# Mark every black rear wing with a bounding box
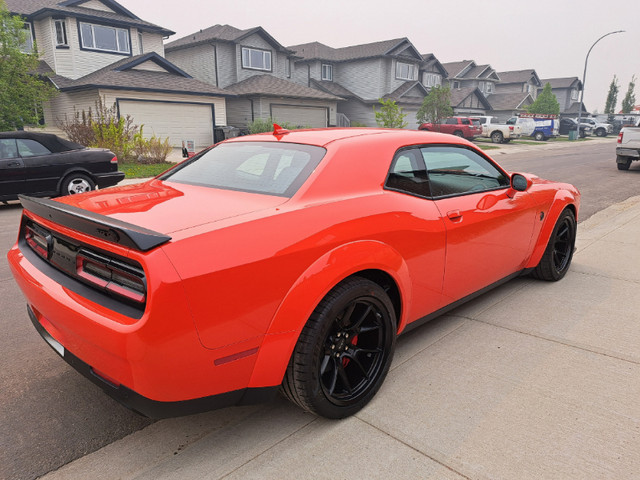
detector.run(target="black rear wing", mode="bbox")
[19,195,171,252]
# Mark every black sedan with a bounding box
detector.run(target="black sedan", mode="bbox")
[0,132,124,202]
[558,118,592,138]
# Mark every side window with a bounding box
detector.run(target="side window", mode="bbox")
[445,118,457,125]
[461,118,470,125]
[421,146,509,198]
[16,139,51,157]
[0,139,19,159]
[385,148,430,197]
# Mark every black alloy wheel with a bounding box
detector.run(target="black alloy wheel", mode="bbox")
[532,209,576,281]
[282,277,396,418]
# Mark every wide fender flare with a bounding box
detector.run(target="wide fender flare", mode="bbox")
[525,190,578,269]
[247,240,411,388]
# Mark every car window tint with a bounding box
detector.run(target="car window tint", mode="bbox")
[162,142,326,198]
[385,148,430,197]
[17,139,51,157]
[420,146,509,197]
[0,139,19,159]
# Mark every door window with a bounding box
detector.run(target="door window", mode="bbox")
[16,139,51,157]
[420,146,508,197]
[0,139,19,159]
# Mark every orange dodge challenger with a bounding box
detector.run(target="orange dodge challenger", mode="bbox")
[8,127,580,419]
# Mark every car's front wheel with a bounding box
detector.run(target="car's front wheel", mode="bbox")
[282,277,396,419]
[532,209,576,281]
[61,173,95,196]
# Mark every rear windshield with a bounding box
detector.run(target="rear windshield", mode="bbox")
[161,141,326,197]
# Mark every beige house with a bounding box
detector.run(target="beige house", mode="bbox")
[8,0,230,149]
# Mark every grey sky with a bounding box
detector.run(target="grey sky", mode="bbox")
[127,0,639,114]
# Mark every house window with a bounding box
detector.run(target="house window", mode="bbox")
[396,62,415,81]
[453,81,460,89]
[571,89,579,100]
[321,64,333,81]
[21,23,34,53]
[478,81,485,92]
[79,22,130,54]
[285,58,291,77]
[241,47,272,71]
[485,82,493,94]
[138,33,143,54]
[54,20,68,46]
[423,73,441,87]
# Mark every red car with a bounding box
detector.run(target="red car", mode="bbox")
[418,117,482,140]
[8,128,580,419]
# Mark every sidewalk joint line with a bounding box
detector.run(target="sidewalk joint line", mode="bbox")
[356,416,472,479]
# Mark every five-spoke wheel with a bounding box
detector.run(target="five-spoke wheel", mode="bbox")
[532,209,576,281]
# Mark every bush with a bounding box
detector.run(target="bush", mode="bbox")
[132,127,173,164]
[247,117,298,134]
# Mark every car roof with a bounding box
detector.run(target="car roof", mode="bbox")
[0,131,84,152]
[224,127,467,148]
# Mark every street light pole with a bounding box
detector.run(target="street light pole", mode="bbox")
[575,30,625,140]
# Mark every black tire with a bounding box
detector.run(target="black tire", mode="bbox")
[281,277,396,419]
[595,128,606,137]
[60,173,95,196]
[532,209,576,281]
[502,138,511,143]
[534,131,545,141]
[453,130,464,137]
[617,156,632,170]
[491,131,504,144]
[579,131,586,138]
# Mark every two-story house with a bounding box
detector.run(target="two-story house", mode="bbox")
[441,60,495,116]
[164,25,342,128]
[539,77,585,115]
[289,38,443,128]
[7,0,232,149]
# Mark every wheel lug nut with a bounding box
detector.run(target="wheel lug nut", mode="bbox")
[331,345,335,350]
[345,333,349,338]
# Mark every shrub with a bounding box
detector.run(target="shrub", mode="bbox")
[132,127,173,164]
[247,117,297,134]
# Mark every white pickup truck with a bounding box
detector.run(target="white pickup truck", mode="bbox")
[616,117,640,170]
[474,115,522,144]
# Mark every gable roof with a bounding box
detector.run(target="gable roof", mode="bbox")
[496,69,541,87]
[310,79,359,100]
[5,0,173,35]
[41,53,232,97]
[383,81,429,105]
[165,24,290,53]
[540,77,583,90]
[421,53,448,77]
[289,38,423,63]
[486,92,533,110]
[450,87,492,110]
[224,75,342,101]
[442,60,475,79]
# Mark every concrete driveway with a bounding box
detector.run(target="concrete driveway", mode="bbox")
[39,193,640,480]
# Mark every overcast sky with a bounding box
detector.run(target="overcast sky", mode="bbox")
[126,0,639,114]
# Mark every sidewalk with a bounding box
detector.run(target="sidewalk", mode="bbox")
[41,193,640,479]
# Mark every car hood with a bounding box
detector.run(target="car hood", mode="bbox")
[56,179,289,235]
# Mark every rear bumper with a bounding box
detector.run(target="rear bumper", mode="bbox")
[95,171,125,189]
[29,304,277,418]
[616,147,640,159]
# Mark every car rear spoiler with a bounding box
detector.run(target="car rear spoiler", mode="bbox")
[19,195,171,252]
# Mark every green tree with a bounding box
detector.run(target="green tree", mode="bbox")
[0,1,57,130]
[416,85,454,125]
[373,98,407,128]
[604,75,619,114]
[621,75,636,114]
[527,83,560,115]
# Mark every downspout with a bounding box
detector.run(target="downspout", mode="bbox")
[308,64,311,88]
[213,43,219,87]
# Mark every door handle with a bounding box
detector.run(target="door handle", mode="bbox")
[7,161,21,168]
[447,210,463,221]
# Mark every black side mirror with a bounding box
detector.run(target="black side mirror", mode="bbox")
[507,173,528,198]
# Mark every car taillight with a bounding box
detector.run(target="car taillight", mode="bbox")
[110,156,118,164]
[76,249,146,303]
[25,225,50,259]
[509,126,514,131]
[617,132,623,144]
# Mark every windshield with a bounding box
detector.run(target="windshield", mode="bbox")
[162,141,326,197]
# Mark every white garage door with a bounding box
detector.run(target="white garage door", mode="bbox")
[271,105,327,128]
[118,100,214,148]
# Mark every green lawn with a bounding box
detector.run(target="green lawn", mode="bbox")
[119,162,174,179]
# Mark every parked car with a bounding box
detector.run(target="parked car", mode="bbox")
[558,118,592,138]
[9,127,580,419]
[473,115,522,143]
[418,117,482,140]
[576,118,612,137]
[0,132,123,201]
[615,117,640,170]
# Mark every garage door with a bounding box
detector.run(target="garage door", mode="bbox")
[118,100,214,148]
[271,105,327,128]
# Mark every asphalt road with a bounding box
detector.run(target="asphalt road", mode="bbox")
[0,138,636,480]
